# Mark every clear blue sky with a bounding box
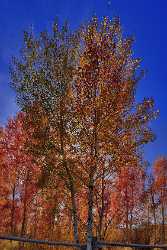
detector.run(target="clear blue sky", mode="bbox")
[0,0,166,165]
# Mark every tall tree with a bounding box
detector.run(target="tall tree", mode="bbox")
[10,20,81,243]
[0,113,41,236]
[72,16,157,248]
[111,166,145,242]
[10,16,157,248]
[153,157,167,243]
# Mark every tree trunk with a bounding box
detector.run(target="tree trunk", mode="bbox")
[10,184,16,249]
[20,173,29,237]
[161,203,165,243]
[145,204,150,243]
[98,170,105,240]
[70,183,79,243]
[87,177,94,250]
[151,193,157,243]
[18,171,29,250]
[125,187,129,242]
[59,110,79,243]
[87,96,98,250]
[11,184,16,235]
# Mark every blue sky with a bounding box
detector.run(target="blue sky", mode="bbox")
[0,0,166,165]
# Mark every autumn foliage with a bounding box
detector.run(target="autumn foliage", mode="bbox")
[0,16,166,249]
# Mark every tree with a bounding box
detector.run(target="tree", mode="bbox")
[10,16,157,248]
[72,16,157,248]
[10,20,81,243]
[0,113,41,237]
[111,166,145,242]
[153,156,167,243]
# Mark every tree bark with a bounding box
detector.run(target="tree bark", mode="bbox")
[161,203,165,243]
[70,183,79,243]
[87,177,94,250]
[20,173,29,237]
[10,184,16,235]
[98,170,105,240]
[59,109,79,243]
[19,171,29,250]
[87,99,98,250]
[150,192,157,243]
